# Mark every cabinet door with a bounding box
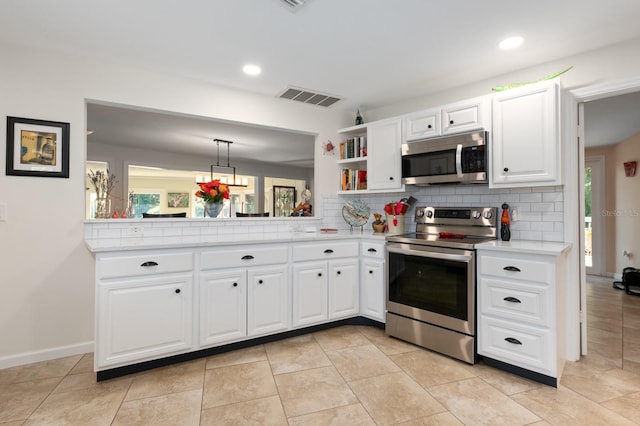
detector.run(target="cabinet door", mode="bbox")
[490,81,559,188]
[292,262,328,327]
[97,274,193,368]
[367,119,403,190]
[404,108,441,141]
[360,259,385,322]
[199,270,247,347]
[248,265,289,336]
[328,259,359,319]
[442,97,488,134]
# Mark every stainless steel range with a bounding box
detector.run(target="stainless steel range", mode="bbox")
[385,206,498,364]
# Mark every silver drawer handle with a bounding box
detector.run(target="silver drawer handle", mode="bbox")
[140,261,159,267]
[503,266,521,272]
[503,297,522,303]
[505,337,522,345]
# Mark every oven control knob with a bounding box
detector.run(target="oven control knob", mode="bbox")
[472,211,481,219]
[483,211,493,219]
[425,210,433,218]
[416,209,425,218]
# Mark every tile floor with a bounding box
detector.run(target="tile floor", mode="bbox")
[1,275,640,425]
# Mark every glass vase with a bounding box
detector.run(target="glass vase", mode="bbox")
[94,196,112,219]
[204,202,223,218]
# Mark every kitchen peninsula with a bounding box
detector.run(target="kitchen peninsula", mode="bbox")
[85,216,387,380]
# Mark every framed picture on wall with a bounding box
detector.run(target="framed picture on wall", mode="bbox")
[168,192,189,208]
[6,116,70,178]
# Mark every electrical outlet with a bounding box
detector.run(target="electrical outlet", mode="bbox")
[126,226,143,236]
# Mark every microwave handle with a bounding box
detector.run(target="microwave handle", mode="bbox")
[455,144,463,178]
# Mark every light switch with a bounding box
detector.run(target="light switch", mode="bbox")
[0,203,6,221]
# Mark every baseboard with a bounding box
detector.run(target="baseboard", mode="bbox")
[0,341,94,370]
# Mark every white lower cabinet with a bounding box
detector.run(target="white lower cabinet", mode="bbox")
[292,240,359,327]
[199,245,289,348]
[477,243,569,383]
[360,241,385,322]
[95,250,194,369]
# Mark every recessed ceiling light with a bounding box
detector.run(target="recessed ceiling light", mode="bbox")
[499,36,524,50]
[243,64,262,76]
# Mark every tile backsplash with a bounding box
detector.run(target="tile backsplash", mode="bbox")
[324,184,565,242]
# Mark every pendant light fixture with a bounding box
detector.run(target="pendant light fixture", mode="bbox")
[206,138,248,187]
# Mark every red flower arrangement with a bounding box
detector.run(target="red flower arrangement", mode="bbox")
[196,180,230,204]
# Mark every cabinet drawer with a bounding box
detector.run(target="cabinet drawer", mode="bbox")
[360,241,385,259]
[97,251,193,280]
[479,255,553,284]
[201,245,288,270]
[479,278,551,326]
[479,316,553,376]
[293,241,359,262]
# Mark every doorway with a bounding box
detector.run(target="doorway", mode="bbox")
[584,156,605,276]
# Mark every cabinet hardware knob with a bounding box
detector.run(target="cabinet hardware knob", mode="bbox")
[140,261,159,267]
[449,120,454,125]
[175,289,181,294]
[324,249,334,254]
[258,280,264,284]
[503,266,521,272]
[241,255,254,260]
[368,248,377,253]
[389,176,394,180]
[503,296,521,303]
[317,272,322,277]
[233,282,238,287]
[369,270,373,274]
[504,167,509,172]
[337,270,341,275]
[505,337,522,345]
[427,124,432,129]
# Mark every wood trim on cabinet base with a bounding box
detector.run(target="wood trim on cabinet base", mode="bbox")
[96,316,384,382]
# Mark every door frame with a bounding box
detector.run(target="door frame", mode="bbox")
[585,155,606,276]
[566,77,640,357]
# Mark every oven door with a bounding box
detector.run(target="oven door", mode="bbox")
[386,242,475,335]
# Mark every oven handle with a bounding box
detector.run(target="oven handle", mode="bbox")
[387,246,473,263]
[455,143,463,178]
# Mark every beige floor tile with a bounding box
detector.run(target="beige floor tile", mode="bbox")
[0,378,60,423]
[53,371,132,395]
[312,326,372,351]
[0,355,82,385]
[601,391,640,424]
[265,334,332,375]
[511,384,636,425]
[326,344,400,382]
[397,411,465,425]
[429,377,540,426]
[390,349,476,388]
[202,360,277,409]
[274,365,357,417]
[587,325,624,346]
[200,395,287,426]
[356,326,422,355]
[125,358,205,401]
[23,378,129,426]
[623,326,640,344]
[349,371,446,425]
[112,388,201,426]
[205,344,267,369]
[623,340,640,363]
[465,361,542,395]
[68,353,94,374]
[287,402,375,425]
[560,363,640,402]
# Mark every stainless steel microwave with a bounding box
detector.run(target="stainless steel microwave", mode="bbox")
[401,130,488,185]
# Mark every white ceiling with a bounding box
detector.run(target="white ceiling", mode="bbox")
[2,0,640,157]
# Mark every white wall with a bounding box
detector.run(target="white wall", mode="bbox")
[0,41,349,366]
[2,36,640,367]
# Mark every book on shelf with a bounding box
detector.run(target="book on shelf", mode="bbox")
[340,136,367,160]
[341,168,367,191]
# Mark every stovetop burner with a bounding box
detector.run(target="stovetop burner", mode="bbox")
[386,206,498,249]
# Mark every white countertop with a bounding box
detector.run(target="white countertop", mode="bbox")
[85,230,387,253]
[476,239,572,256]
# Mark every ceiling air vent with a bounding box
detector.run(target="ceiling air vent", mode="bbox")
[279,86,341,108]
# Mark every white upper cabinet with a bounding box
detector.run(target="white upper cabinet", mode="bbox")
[442,96,490,135]
[404,108,441,141]
[490,81,560,188]
[366,118,403,190]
